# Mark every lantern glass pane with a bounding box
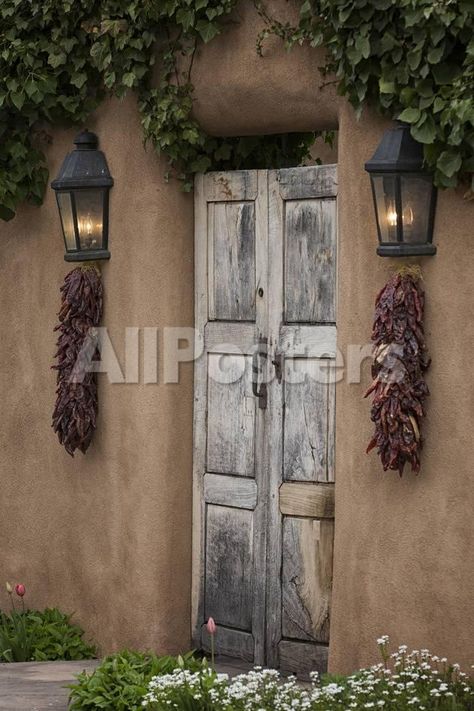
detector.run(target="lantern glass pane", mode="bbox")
[56,192,76,251]
[371,175,398,243]
[73,189,104,251]
[400,174,432,243]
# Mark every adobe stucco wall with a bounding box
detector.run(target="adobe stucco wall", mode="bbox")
[0,0,472,673]
[0,95,195,654]
[331,104,474,673]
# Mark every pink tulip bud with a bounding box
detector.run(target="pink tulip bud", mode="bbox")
[5,582,12,594]
[206,617,216,635]
[15,584,25,598]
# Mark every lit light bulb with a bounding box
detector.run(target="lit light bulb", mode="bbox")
[387,201,398,227]
[402,205,414,226]
[85,213,93,235]
[80,212,97,248]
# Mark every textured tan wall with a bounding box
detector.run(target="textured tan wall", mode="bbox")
[330,103,474,673]
[0,95,194,654]
[190,0,340,135]
[0,0,472,673]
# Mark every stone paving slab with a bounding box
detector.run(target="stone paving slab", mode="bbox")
[0,660,99,711]
[0,656,257,710]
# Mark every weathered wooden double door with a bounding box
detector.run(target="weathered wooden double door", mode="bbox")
[192,165,337,674]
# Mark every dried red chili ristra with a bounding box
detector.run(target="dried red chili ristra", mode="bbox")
[52,266,103,456]
[364,267,430,475]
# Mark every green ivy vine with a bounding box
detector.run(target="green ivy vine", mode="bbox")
[1,0,472,222]
[256,0,474,193]
[0,0,315,220]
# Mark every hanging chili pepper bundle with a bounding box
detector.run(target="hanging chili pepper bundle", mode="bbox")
[365,266,430,475]
[52,266,103,456]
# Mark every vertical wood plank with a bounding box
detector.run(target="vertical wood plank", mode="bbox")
[251,170,270,665]
[192,174,209,646]
[211,202,256,321]
[283,359,331,482]
[284,199,337,324]
[205,505,254,630]
[207,353,255,476]
[282,518,334,643]
[265,170,285,667]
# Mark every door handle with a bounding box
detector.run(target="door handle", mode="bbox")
[272,352,283,384]
[252,336,267,409]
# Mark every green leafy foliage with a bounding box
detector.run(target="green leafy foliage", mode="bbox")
[68,649,206,711]
[0,0,314,220]
[256,0,474,191]
[0,607,96,662]
[141,643,473,711]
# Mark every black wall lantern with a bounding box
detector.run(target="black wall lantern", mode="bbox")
[52,130,113,261]
[365,123,437,257]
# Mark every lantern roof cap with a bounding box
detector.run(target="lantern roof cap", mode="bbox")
[51,131,113,190]
[73,129,99,150]
[365,122,427,173]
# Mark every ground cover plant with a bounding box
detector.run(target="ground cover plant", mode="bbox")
[68,649,206,711]
[141,639,474,711]
[0,583,96,662]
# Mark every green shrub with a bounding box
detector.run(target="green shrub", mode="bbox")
[68,649,205,711]
[0,607,97,662]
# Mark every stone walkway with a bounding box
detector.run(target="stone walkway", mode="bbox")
[0,657,253,710]
[0,660,99,711]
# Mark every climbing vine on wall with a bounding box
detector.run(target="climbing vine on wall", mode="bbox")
[1,0,473,221]
[255,0,474,193]
[0,0,316,220]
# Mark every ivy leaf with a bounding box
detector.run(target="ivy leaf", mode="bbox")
[379,78,395,94]
[411,115,436,144]
[398,108,421,124]
[104,72,116,89]
[437,150,462,178]
[48,52,67,68]
[122,72,136,88]
[427,46,444,64]
[355,35,370,59]
[196,20,219,43]
[70,73,87,89]
[10,91,24,110]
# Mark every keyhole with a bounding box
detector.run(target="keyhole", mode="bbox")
[258,287,264,298]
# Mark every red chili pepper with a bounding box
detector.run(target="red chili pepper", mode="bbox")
[52,266,103,457]
[364,270,430,476]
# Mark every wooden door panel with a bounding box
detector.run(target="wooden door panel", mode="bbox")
[284,199,337,324]
[283,358,334,482]
[205,504,254,630]
[201,625,254,662]
[207,353,255,476]
[209,201,256,321]
[279,482,334,518]
[279,640,328,677]
[193,170,268,665]
[204,473,257,509]
[266,166,337,673]
[282,517,334,643]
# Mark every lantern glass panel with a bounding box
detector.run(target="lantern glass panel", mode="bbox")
[73,189,104,251]
[400,174,432,244]
[56,192,77,251]
[371,174,398,243]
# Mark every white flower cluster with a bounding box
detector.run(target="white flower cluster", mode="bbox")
[142,640,473,711]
